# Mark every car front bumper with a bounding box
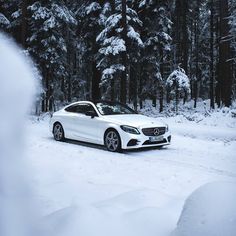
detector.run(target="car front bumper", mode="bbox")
[120,130,171,150]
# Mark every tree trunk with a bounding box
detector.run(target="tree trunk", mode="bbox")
[21,0,27,47]
[210,0,215,109]
[218,0,232,107]
[152,96,157,107]
[110,0,116,102]
[174,0,189,73]
[41,94,45,113]
[215,9,221,107]
[139,72,143,109]
[130,65,138,110]
[66,28,72,102]
[183,91,187,104]
[91,61,101,101]
[166,88,170,104]
[120,0,127,103]
[159,47,164,112]
[110,79,115,101]
[45,69,49,112]
[182,0,189,74]
[175,87,179,114]
[194,3,199,109]
[189,18,194,100]
[193,80,198,108]
[159,87,164,112]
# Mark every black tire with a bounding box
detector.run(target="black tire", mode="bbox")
[104,129,122,152]
[53,123,65,141]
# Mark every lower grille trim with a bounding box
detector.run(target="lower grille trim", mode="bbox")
[142,139,167,146]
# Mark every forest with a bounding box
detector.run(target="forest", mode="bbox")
[0,0,235,113]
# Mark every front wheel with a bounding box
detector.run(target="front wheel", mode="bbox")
[53,123,65,141]
[104,129,122,152]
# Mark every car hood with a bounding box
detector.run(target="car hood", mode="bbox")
[102,114,166,128]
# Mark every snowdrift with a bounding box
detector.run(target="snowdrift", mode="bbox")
[173,182,236,236]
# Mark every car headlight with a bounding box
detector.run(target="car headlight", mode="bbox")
[166,124,169,132]
[120,125,140,135]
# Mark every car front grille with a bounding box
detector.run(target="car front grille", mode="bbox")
[142,127,166,136]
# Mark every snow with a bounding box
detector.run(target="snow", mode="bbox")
[29,2,76,25]
[139,0,147,8]
[30,5,50,20]
[0,33,36,236]
[139,100,236,129]
[99,2,111,25]
[173,182,236,236]
[127,25,143,46]
[101,64,125,81]
[166,67,190,92]
[52,4,77,24]
[11,10,21,19]
[99,37,126,56]
[85,2,101,15]
[0,13,10,26]
[44,16,57,30]
[96,14,122,43]
[1,33,234,234]
[26,106,236,235]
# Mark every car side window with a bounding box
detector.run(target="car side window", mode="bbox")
[65,104,97,115]
[81,104,97,115]
[65,105,77,113]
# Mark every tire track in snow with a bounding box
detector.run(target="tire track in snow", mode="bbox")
[130,153,236,179]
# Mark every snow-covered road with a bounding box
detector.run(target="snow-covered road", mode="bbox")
[26,118,236,236]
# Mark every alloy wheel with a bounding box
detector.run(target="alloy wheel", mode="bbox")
[53,123,64,141]
[105,130,121,152]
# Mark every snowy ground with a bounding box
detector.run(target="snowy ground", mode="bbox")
[26,110,236,236]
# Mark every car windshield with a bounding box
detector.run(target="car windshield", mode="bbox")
[95,101,137,115]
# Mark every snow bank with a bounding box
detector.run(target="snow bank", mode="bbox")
[138,100,236,141]
[38,189,181,236]
[0,33,36,236]
[173,182,236,236]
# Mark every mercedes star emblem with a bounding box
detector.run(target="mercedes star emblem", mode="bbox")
[153,128,159,136]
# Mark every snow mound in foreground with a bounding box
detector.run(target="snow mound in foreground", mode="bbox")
[39,188,181,236]
[0,33,36,236]
[173,182,236,236]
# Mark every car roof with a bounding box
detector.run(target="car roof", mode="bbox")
[63,100,128,112]
[64,101,94,108]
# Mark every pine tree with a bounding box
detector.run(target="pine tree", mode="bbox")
[77,1,104,101]
[138,0,172,110]
[97,0,143,103]
[166,67,190,113]
[0,13,9,29]
[173,0,189,73]
[0,0,235,112]
[27,0,77,111]
[0,0,13,31]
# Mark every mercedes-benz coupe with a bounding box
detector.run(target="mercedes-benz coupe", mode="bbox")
[50,101,171,152]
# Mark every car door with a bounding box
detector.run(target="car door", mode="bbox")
[62,104,82,139]
[72,103,104,144]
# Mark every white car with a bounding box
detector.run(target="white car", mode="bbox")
[50,101,171,152]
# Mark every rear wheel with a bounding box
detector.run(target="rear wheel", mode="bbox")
[53,123,64,141]
[104,129,122,152]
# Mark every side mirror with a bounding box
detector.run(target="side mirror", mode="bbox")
[85,111,97,118]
